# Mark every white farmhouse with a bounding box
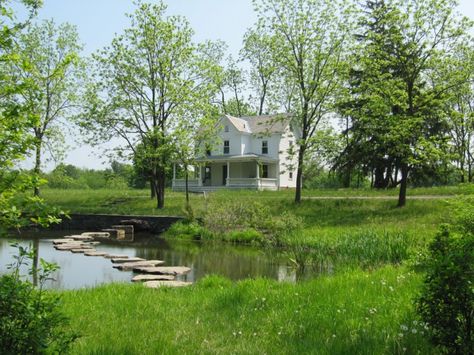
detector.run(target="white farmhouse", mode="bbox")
[172,114,299,191]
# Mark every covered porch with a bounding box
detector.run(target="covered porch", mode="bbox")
[172,154,279,191]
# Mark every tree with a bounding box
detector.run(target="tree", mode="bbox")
[10,19,84,196]
[337,0,472,207]
[80,1,220,208]
[0,0,63,232]
[241,28,278,115]
[254,0,352,203]
[445,45,474,183]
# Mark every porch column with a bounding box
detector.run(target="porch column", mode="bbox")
[256,161,260,189]
[172,163,176,190]
[226,161,230,186]
[276,161,280,190]
[198,165,202,186]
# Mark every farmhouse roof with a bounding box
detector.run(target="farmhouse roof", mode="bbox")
[224,113,291,135]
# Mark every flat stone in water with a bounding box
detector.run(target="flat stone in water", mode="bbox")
[55,244,94,251]
[143,280,192,288]
[110,257,144,264]
[52,238,75,244]
[84,251,109,257]
[131,274,175,282]
[113,260,165,271]
[70,248,95,253]
[133,266,191,275]
[70,235,94,241]
[103,254,129,259]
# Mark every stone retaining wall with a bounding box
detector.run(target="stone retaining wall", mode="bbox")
[50,214,182,234]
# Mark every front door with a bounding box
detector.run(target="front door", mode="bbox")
[222,165,227,186]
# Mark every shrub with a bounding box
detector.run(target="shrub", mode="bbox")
[0,244,78,354]
[417,224,474,354]
[165,221,205,240]
[225,228,264,244]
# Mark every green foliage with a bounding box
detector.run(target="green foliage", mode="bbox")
[417,201,474,354]
[164,221,205,241]
[225,228,264,244]
[60,266,434,354]
[0,244,78,354]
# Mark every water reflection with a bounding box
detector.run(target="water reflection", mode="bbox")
[0,231,300,290]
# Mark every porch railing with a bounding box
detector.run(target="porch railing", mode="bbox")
[172,179,200,189]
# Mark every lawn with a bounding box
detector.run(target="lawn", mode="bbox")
[39,186,471,353]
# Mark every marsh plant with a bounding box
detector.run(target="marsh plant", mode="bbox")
[0,243,78,354]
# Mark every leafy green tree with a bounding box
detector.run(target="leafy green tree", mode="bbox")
[9,20,85,196]
[1,0,63,232]
[254,0,353,203]
[241,28,277,115]
[81,1,220,208]
[338,0,472,206]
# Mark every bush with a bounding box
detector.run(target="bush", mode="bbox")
[417,224,474,355]
[165,221,205,240]
[225,228,264,244]
[0,244,78,354]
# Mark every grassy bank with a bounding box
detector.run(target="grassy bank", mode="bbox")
[61,266,434,354]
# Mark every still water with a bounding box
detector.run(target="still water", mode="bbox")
[0,231,299,289]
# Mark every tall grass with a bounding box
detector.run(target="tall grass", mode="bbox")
[60,266,434,354]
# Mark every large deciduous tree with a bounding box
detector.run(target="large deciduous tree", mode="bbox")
[10,19,84,196]
[81,1,220,209]
[1,0,63,233]
[254,0,352,203]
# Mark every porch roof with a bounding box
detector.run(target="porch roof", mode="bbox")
[195,154,278,163]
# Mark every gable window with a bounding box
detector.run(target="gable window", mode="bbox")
[289,171,293,180]
[224,125,229,132]
[262,140,268,154]
[262,164,268,178]
[223,140,230,154]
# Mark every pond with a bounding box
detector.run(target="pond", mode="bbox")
[0,230,304,289]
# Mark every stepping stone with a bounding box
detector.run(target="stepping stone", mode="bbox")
[104,254,129,259]
[84,251,109,257]
[70,235,94,241]
[87,241,101,246]
[143,281,192,288]
[55,244,94,251]
[52,238,75,244]
[113,260,165,271]
[81,232,110,239]
[110,257,144,264]
[133,266,191,276]
[132,274,176,282]
[71,248,95,253]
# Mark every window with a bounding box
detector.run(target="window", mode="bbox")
[223,140,230,154]
[262,164,268,178]
[289,140,293,148]
[206,147,211,156]
[204,167,211,180]
[224,125,229,132]
[289,171,293,180]
[262,140,268,154]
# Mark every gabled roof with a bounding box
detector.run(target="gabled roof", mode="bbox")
[223,114,291,135]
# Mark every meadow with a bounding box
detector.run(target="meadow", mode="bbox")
[38,186,472,353]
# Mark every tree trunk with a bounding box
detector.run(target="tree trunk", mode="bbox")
[397,164,409,208]
[156,168,165,209]
[32,238,39,287]
[150,178,155,199]
[33,138,42,197]
[185,167,189,208]
[295,145,306,204]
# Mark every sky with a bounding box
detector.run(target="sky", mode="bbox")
[17,0,474,171]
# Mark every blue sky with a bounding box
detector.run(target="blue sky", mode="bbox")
[18,0,474,170]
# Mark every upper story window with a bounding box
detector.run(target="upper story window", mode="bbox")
[289,140,293,148]
[223,140,230,154]
[224,125,229,132]
[262,140,268,154]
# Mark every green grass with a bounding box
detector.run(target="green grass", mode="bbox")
[60,266,435,354]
